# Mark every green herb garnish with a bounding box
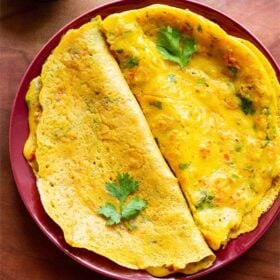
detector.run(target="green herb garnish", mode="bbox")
[231,174,240,179]
[237,94,255,115]
[228,66,238,76]
[249,183,256,192]
[149,101,162,109]
[195,190,215,210]
[179,162,191,170]
[234,145,242,152]
[98,173,147,226]
[98,203,121,225]
[123,57,139,69]
[156,26,197,68]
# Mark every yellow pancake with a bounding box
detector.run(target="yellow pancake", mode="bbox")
[102,4,280,250]
[24,17,215,276]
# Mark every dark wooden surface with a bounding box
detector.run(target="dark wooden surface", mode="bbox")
[1,0,279,279]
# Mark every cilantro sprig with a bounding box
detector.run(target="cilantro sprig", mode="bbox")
[195,190,215,210]
[98,173,147,227]
[156,26,197,68]
[122,57,139,69]
[237,94,255,115]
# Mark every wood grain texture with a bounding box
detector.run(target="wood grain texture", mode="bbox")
[0,0,279,279]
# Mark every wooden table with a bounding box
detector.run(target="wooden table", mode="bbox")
[1,0,279,279]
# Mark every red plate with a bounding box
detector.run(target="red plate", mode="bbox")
[9,0,280,279]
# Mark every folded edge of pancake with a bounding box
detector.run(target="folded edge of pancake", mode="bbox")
[228,37,280,238]
[24,17,215,276]
[236,38,280,127]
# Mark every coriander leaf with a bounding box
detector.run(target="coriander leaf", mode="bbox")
[157,26,181,56]
[231,174,239,179]
[195,190,215,210]
[179,162,191,170]
[236,94,255,115]
[181,37,197,66]
[105,173,139,203]
[98,203,121,225]
[105,181,123,201]
[234,145,242,152]
[228,66,238,75]
[117,173,139,202]
[98,173,146,228]
[121,197,147,220]
[156,26,197,68]
[123,57,139,68]
[149,101,162,109]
